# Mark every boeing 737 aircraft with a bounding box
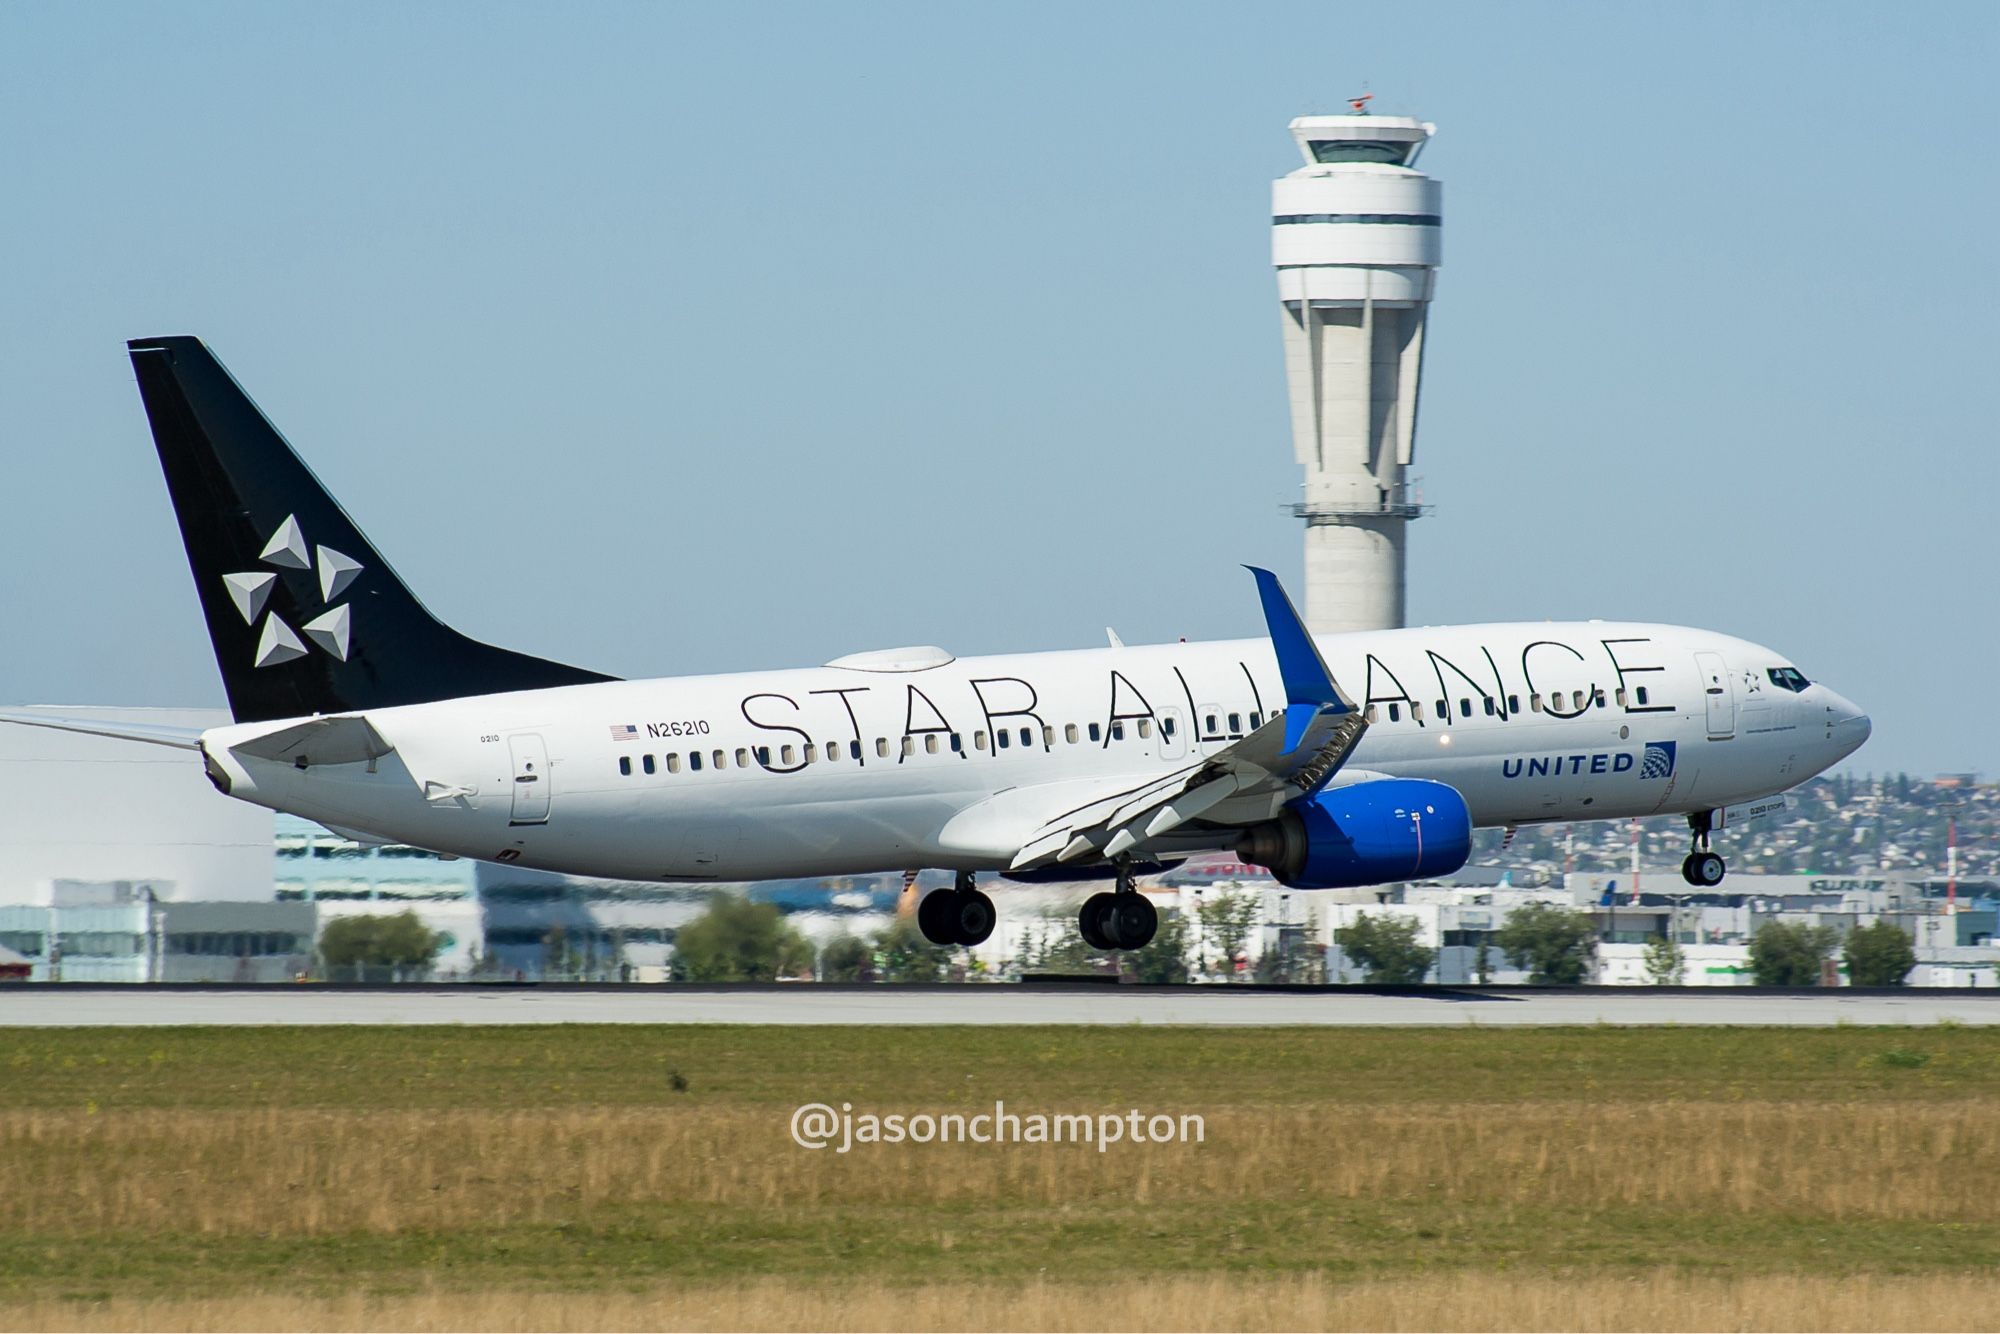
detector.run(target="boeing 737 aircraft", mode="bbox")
[0,338,1872,951]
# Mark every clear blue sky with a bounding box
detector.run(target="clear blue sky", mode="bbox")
[1,1,1993,776]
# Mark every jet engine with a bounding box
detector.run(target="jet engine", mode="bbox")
[1236,779,1472,889]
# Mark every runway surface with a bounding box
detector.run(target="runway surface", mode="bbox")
[6,986,2000,1026]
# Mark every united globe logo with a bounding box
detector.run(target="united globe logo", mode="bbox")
[1640,741,1677,780]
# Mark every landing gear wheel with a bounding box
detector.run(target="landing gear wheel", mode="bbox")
[917,888,959,945]
[952,888,996,947]
[1079,892,1116,950]
[1682,851,1726,888]
[1105,893,1158,951]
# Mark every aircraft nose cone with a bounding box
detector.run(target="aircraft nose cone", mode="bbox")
[1820,689,1871,759]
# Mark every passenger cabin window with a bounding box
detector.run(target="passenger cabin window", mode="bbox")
[850,740,862,760]
[1019,727,1033,747]
[1089,723,1102,742]
[1137,719,1153,739]
[737,748,750,768]
[1387,703,1400,722]
[1111,721,1125,741]
[876,739,890,758]
[902,737,915,757]
[950,733,963,752]
[1435,699,1448,718]
[1205,714,1218,733]
[1064,724,1079,744]
[690,751,704,771]
[825,742,839,761]
[1483,697,1496,717]
[1635,687,1650,706]
[778,746,793,766]
[714,749,727,769]
[1572,690,1585,711]
[1507,694,1520,713]
[1366,705,1380,723]
[1412,702,1426,722]
[1459,698,1472,718]
[1767,667,1810,693]
[925,735,939,754]
[997,729,1011,749]
[1529,694,1543,713]
[755,746,770,767]
[1249,712,1262,729]
[618,756,632,777]
[975,731,988,751]
[1162,717,1176,737]
[1227,713,1241,733]
[642,754,656,775]
[1614,688,1627,707]
[1592,689,1606,708]
[1042,725,1055,747]
[668,754,683,773]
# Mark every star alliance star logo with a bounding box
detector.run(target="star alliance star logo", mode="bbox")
[221,514,361,668]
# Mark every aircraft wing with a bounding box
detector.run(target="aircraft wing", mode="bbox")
[0,709,203,751]
[1007,568,1368,872]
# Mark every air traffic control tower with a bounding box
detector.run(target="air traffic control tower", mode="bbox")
[1274,111,1440,633]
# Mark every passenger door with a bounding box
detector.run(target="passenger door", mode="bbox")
[508,733,552,825]
[1694,652,1735,740]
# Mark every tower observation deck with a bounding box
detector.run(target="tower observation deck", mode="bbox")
[1274,112,1440,633]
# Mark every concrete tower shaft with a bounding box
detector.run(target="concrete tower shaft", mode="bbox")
[1274,114,1440,634]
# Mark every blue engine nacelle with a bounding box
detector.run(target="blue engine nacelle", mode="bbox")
[1236,779,1472,889]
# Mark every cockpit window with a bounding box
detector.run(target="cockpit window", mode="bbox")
[1767,666,1810,693]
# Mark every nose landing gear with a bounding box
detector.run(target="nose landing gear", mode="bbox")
[1078,860,1159,951]
[916,872,997,947]
[1681,810,1727,887]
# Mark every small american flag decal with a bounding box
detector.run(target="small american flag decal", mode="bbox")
[609,724,639,742]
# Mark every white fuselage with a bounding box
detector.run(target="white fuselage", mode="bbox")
[201,621,1870,883]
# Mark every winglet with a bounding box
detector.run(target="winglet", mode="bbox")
[1246,567,1348,754]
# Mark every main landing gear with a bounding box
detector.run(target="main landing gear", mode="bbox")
[1681,809,1727,887]
[1078,861,1159,952]
[917,872,997,947]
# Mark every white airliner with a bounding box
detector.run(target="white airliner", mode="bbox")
[0,338,1871,951]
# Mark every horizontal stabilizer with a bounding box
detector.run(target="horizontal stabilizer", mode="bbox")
[228,715,393,767]
[0,710,202,751]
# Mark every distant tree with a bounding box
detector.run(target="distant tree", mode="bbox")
[1843,921,1917,988]
[670,894,812,982]
[1021,913,1100,975]
[1641,934,1686,986]
[1495,902,1598,985]
[1196,889,1261,980]
[1130,905,1193,984]
[819,933,872,983]
[318,911,443,979]
[1747,921,1840,986]
[873,918,954,983]
[1336,913,1435,985]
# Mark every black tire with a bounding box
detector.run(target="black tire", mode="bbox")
[1079,892,1116,950]
[954,888,997,946]
[917,888,960,945]
[1106,893,1158,950]
[1693,851,1726,887]
[1681,854,1704,887]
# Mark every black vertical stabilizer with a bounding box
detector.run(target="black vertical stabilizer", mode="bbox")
[128,336,616,723]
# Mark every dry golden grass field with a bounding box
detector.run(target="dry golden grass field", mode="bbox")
[3,1024,1998,1331]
